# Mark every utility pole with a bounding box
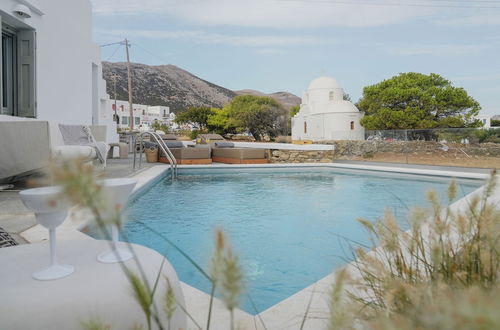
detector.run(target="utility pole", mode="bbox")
[124,39,134,130]
[112,75,118,124]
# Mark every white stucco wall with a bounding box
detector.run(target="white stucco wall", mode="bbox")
[110,100,173,130]
[0,0,118,145]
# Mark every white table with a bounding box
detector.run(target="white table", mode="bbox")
[0,240,186,330]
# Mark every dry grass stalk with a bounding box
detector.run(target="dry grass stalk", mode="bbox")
[209,228,243,330]
[330,173,500,329]
[52,159,181,330]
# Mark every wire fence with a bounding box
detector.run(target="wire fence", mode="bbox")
[365,127,500,144]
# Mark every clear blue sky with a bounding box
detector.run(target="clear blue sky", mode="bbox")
[92,0,500,116]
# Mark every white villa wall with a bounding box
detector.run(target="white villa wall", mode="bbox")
[0,0,118,145]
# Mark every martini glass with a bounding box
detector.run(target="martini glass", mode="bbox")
[19,186,74,280]
[96,178,137,263]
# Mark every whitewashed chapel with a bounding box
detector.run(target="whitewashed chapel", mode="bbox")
[292,76,364,141]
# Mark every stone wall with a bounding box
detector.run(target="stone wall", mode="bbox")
[268,150,334,163]
[322,140,500,158]
[265,141,500,164]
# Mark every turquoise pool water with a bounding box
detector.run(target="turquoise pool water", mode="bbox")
[116,168,481,314]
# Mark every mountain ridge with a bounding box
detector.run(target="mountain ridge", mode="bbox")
[235,90,302,110]
[102,62,301,112]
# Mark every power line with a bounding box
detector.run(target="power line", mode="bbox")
[132,42,171,65]
[100,41,125,47]
[386,0,500,3]
[275,0,500,9]
[282,0,500,5]
[104,44,122,62]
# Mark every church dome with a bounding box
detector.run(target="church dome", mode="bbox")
[330,100,360,113]
[307,76,342,90]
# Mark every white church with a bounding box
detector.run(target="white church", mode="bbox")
[292,76,365,142]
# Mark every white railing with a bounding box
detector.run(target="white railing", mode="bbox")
[133,131,177,178]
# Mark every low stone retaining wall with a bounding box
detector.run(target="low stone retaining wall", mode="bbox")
[319,141,500,158]
[268,150,334,163]
[264,141,500,164]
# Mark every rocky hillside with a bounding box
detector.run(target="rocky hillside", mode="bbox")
[102,62,236,112]
[102,62,301,112]
[235,89,301,110]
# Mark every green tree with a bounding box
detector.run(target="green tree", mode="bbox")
[224,95,288,141]
[358,72,482,130]
[290,105,300,117]
[207,107,237,135]
[492,119,500,127]
[151,121,169,133]
[174,106,216,129]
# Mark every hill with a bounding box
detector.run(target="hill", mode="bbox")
[102,62,301,112]
[102,62,236,112]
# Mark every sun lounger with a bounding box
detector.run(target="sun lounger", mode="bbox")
[158,134,212,165]
[198,134,267,164]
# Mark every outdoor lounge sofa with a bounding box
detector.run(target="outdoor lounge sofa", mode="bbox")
[52,125,109,167]
[198,134,267,164]
[0,116,109,183]
[0,116,51,183]
[158,134,212,165]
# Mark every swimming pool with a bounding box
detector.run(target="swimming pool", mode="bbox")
[113,168,482,314]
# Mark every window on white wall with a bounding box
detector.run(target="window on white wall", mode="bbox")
[329,91,334,101]
[1,30,16,115]
[1,22,36,118]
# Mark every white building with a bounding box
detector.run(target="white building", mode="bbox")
[292,76,364,141]
[111,100,175,131]
[476,114,491,128]
[0,0,118,143]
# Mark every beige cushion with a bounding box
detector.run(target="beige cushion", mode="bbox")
[52,145,97,160]
[168,148,211,159]
[160,134,178,141]
[212,148,265,159]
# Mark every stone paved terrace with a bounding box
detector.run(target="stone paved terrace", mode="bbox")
[0,158,156,244]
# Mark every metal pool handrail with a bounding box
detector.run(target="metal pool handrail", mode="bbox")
[133,131,177,178]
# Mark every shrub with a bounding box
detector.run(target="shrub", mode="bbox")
[189,129,206,140]
[151,122,169,133]
[330,174,500,329]
[475,128,500,143]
